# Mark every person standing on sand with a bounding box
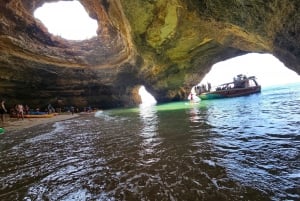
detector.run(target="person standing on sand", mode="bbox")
[0,99,7,124]
[70,106,75,115]
[24,104,30,115]
[16,104,24,120]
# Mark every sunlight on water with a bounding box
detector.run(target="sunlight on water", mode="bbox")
[94,110,116,121]
[103,101,206,116]
[138,105,161,163]
[100,102,212,122]
[155,101,206,112]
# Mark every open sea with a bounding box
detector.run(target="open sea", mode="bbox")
[0,83,299,201]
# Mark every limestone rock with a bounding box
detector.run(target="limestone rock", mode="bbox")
[0,0,299,109]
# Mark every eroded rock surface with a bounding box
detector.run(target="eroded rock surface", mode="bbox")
[0,0,299,109]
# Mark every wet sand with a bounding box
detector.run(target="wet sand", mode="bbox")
[0,113,79,132]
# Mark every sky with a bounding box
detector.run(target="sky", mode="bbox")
[200,53,300,87]
[34,0,98,40]
[33,1,300,87]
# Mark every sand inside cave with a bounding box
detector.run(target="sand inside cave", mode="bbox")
[0,113,80,133]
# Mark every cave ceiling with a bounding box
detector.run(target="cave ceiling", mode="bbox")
[0,0,299,108]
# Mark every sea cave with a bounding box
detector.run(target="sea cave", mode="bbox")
[0,0,300,109]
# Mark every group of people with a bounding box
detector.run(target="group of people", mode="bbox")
[0,98,94,126]
[233,74,250,88]
[194,82,212,95]
[0,100,30,124]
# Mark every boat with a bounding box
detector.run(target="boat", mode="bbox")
[196,74,261,100]
[23,113,57,118]
[10,112,59,118]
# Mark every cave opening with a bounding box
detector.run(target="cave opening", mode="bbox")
[34,0,98,41]
[138,86,157,106]
[199,53,300,88]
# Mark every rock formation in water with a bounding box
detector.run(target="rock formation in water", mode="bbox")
[0,0,299,109]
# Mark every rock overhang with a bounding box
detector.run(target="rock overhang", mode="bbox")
[0,0,138,108]
[0,0,300,109]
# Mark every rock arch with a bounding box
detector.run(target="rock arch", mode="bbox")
[0,0,299,108]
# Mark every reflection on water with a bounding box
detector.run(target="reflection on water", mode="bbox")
[0,83,299,200]
[203,88,300,201]
[138,105,161,162]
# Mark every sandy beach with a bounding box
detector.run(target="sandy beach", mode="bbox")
[0,113,79,132]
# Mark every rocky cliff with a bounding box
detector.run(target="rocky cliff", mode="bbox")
[0,0,299,109]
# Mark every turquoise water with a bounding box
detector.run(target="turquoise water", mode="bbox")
[0,83,299,200]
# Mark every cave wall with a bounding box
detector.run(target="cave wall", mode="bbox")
[0,0,299,109]
[122,0,300,100]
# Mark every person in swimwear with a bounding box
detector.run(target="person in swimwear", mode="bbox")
[16,104,24,120]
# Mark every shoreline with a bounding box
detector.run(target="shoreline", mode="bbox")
[0,113,80,133]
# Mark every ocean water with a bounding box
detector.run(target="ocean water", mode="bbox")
[0,83,299,201]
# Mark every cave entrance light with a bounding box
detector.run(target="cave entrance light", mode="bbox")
[34,0,98,41]
[138,86,157,106]
[198,53,300,89]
